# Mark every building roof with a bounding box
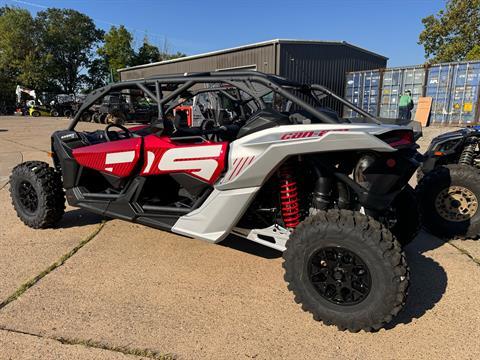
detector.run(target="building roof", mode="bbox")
[117,39,388,73]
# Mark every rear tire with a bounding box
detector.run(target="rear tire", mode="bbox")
[80,111,92,122]
[416,164,480,239]
[31,110,40,117]
[283,210,408,332]
[9,161,65,229]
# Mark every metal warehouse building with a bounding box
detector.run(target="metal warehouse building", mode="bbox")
[118,39,387,114]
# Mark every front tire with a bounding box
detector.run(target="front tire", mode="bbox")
[416,164,480,239]
[283,210,408,332]
[9,161,65,228]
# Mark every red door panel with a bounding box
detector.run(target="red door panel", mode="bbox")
[141,135,228,184]
[73,138,142,177]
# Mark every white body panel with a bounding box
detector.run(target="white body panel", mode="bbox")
[172,122,408,244]
[172,187,259,242]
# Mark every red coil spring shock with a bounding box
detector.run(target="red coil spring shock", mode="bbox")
[278,163,300,228]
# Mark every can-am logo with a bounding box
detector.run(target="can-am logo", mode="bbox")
[280,129,348,140]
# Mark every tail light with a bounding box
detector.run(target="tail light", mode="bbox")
[377,130,414,149]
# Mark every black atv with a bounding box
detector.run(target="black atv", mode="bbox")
[417,126,480,239]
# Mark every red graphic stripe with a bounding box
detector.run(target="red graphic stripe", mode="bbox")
[228,157,245,181]
[233,157,249,178]
[233,156,255,180]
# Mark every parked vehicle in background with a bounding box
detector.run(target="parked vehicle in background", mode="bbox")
[28,103,52,117]
[417,126,480,239]
[85,93,157,125]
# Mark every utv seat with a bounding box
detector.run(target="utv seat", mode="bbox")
[237,108,291,138]
[169,111,203,138]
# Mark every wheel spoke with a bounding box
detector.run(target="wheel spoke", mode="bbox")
[18,181,38,213]
[308,247,371,306]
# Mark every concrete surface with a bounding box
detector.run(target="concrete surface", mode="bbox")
[0,116,479,359]
[0,329,142,360]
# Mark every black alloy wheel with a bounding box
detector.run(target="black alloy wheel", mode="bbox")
[18,180,39,214]
[308,246,371,305]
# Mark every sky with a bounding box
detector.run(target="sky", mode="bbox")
[1,0,446,67]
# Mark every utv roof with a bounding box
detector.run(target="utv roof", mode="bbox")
[70,70,380,130]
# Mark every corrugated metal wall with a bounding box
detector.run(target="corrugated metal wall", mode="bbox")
[380,66,426,120]
[343,70,381,118]
[119,41,387,115]
[278,43,387,113]
[426,62,480,125]
[119,44,277,81]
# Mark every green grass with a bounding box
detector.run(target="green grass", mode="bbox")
[56,337,176,359]
[0,219,178,358]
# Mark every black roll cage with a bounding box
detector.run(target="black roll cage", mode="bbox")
[68,71,380,131]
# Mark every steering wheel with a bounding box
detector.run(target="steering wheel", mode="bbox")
[104,123,132,142]
[201,119,217,141]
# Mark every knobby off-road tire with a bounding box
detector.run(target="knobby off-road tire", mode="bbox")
[416,164,480,239]
[389,185,421,247]
[283,210,409,332]
[9,161,65,228]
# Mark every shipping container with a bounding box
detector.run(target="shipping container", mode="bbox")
[343,70,381,118]
[345,60,480,126]
[427,61,480,125]
[379,66,425,120]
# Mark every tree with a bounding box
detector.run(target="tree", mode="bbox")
[419,0,480,62]
[131,37,186,66]
[132,37,161,66]
[0,7,44,88]
[161,51,186,61]
[98,25,134,81]
[35,8,104,93]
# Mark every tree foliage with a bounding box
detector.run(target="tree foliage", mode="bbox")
[0,6,187,104]
[36,8,104,93]
[97,25,134,81]
[419,0,480,62]
[131,37,186,66]
[0,7,42,88]
[132,37,162,66]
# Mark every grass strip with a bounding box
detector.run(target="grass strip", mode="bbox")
[0,327,176,359]
[0,221,106,310]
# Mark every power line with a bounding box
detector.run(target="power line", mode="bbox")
[7,0,167,40]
